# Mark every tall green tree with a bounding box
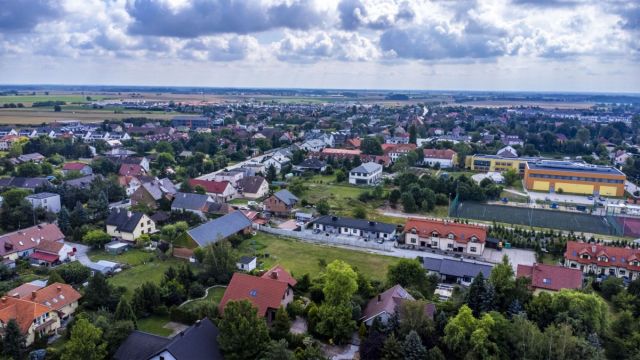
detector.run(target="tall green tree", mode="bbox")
[323,260,358,305]
[114,296,137,329]
[381,334,403,360]
[270,306,291,340]
[47,270,65,285]
[218,300,270,360]
[403,330,427,360]
[62,317,107,360]
[84,272,115,310]
[261,339,295,360]
[201,240,237,284]
[2,319,25,360]
[57,206,72,234]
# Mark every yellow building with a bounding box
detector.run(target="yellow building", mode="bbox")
[466,154,543,174]
[524,160,626,197]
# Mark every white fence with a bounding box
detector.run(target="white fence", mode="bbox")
[256,225,394,252]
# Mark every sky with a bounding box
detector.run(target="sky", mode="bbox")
[0,0,639,92]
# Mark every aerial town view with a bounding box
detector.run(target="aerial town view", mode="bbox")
[0,0,639,359]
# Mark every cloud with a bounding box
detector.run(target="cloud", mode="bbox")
[126,0,325,37]
[379,18,511,60]
[510,0,580,7]
[337,0,415,30]
[0,0,62,33]
[275,31,379,63]
[184,36,260,61]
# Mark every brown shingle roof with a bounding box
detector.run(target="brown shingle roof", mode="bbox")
[30,283,82,312]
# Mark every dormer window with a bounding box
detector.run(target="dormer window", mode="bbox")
[632,261,640,267]
[581,254,591,260]
[598,256,608,262]
[447,234,454,239]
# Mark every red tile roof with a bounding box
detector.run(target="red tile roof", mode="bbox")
[219,273,290,317]
[382,143,417,153]
[30,252,59,263]
[564,241,640,272]
[0,296,51,333]
[35,240,64,254]
[403,218,487,244]
[62,162,89,171]
[6,283,42,299]
[321,148,361,156]
[261,265,297,287]
[346,138,361,148]
[423,148,457,160]
[0,224,65,257]
[119,164,145,177]
[188,179,230,194]
[30,283,82,312]
[517,263,582,291]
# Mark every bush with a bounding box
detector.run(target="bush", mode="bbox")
[189,283,206,299]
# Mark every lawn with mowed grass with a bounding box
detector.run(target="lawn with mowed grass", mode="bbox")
[90,249,188,295]
[137,315,173,337]
[238,233,400,281]
[180,286,226,311]
[0,94,109,105]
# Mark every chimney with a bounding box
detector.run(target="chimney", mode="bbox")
[270,272,278,280]
[195,320,201,327]
[57,286,62,292]
[127,211,132,218]
[1,297,6,303]
[31,291,37,299]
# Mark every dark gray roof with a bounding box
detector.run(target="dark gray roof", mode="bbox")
[422,257,493,278]
[527,160,624,176]
[171,192,210,211]
[26,192,58,200]
[115,318,222,360]
[238,176,267,194]
[63,174,100,188]
[0,177,50,189]
[351,162,382,174]
[238,256,256,264]
[188,211,252,247]
[114,331,171,360]
[296,158,326,170]
[313,215,396,234]
[274,189,299,206]
[106,209,145,233]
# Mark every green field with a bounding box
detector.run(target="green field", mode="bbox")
[0,94,108,105]
[238,232,400,281]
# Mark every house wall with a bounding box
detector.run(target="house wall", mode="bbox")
[131,187,158,209]
[25,311,60,346]
[404,233,485,255]
[349,168,382,186]
[265,196,292,216]
[27,196,61,214]
[242,181,269,199]
[524,167,625,196]
[106,215,156,242]
[564,259,640,280]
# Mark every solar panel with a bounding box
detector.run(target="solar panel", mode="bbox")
[249,290,257,297]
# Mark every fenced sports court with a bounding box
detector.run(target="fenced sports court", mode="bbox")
[451,201,614,235]
[605,203,640,237]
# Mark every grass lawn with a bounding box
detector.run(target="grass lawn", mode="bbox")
[0,94,109,105]
[137,315,173,337]
[238,232,400,281]
[90,249,187,295]
[180,286,226,311]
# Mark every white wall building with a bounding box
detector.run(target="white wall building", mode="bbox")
[25,193,61,214]
[349,162,382,186]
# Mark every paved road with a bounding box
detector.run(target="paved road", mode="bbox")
[68,242,92,266]
[195,146,289,180]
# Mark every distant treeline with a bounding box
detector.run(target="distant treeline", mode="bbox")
[32,101,66,107]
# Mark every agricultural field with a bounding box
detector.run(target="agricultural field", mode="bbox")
[237,232,400,281]
[0,94,109,106]
[0,108,175,124]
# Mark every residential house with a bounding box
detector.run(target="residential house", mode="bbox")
[261,264,298,287]
[403,218,488,256]
[299,139,327,152]
[0,296,60,346]
[293,158,327,175]
[62,174,100,189]
[237,176,269,199]
[264,189,299,216]
[311,215,397,242]
[114,318,223,360]
[261,156,289,174]
[106,209,156,242]
[382,143,416,163]
[236,256,257,272]
[0,177,50,191]
[241,163,266,176]
[219,272,294,323]
[360,285,436,326]
[564,241,640,280]
[188,179,237,202]
[25,192,61,213]
[0,224,65,262]
[500,134,524,146]
[171,192,214,219]
[0,128,17,137]
[213,170,244,187]
[422,149,458,168]
[496,145,519,158]
[0,135,20,151]
[349,162,382,186]
[103,148,136,158]
[517,263,583,294]
[130,178,177,209]
[61,162,93,176]
[7,282,82,321]
[119,163,146,177]
[17,153,45,163]
[422,256,494,286]
[344,138,361,150]
[187,211,252,247]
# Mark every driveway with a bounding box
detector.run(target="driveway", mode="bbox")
[68,242,92,266]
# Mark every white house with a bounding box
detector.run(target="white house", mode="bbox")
[299,139,326,152]
[25,193,61,214]
[236,256,257,272]
[214,170,245,187]
[403,218,488,256]
[422,149,458,168]
[349,162,382,186]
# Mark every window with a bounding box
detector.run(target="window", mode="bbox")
[447,243,454,249]
[470,246,477,252]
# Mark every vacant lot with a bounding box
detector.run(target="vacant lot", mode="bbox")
[0,108,175,124]
[238,232,400,281]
